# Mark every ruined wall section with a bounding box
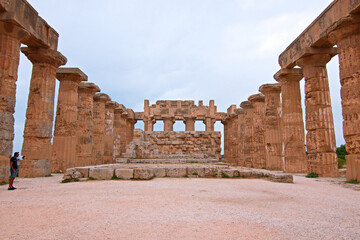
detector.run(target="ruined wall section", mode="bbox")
[122,130,221,160]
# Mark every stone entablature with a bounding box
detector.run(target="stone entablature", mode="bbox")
[122,129,222,160]
[136,100,226,132]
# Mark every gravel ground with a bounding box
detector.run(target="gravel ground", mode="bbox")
[0,175,359,240]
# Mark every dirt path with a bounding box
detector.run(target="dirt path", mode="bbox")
[0,175,359,240]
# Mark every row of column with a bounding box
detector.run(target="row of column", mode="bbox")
[51,69,136,173]
[144,117,216,132]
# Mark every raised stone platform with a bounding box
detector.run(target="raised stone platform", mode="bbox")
[116,158,221,164]
[63,163,293,183]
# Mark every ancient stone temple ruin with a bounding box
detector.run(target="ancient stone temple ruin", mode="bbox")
[1,0,360,182]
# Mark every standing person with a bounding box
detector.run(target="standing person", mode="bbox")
[9,152,19,190]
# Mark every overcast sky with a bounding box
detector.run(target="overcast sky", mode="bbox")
[14,0,343,153]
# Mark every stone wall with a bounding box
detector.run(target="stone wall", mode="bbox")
[122,130,221,160]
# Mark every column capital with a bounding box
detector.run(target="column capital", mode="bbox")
[274,68,303,83]
[105,101,118,109]
[259,83,281,95]
[94,92,110,103]
[329,15,360,44]
[56,67,88,83]
[248,93,265,103]
[78,82,100,94]
[21,47,67,67]
[240,101,253,109]
[296,47,337,68]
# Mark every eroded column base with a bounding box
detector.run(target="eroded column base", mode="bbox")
[307,153,338,177]
[346,154,360,181]
[0,155,10,183]
[18,159,51,178]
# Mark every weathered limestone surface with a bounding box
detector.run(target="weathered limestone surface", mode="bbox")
[329,16,360,181]
[76,82,100,167]
[89,168,113,180]
[275,68,307,173]
[236,108,245,166]
[0,22,29,181]
[93,93,110,165]
[297,49,338,177]
[223,105,237,164]
[248,94,266,169]
[52,68,87,172]
[20,47,66,177]
[104,101,117,164]
[259,84,283,170]
[122,130,222,160]
[115,168,133,179]
[240,101,254,168]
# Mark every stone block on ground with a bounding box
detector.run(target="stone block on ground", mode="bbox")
[166,167,187,177]
[221,169,240,178]
[203,167,219,178]
[269,173,293,183]
[115,169,134,179]
[152,167,166,177]
[133,168,154,180]
[187,166,205,177]
[89,168,114,180]
[74,167,90,178]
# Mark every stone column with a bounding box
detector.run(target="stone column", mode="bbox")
[113,106,124,159]
[204,117,215,132]
[248,94,266,169]
[275,68,307,173]
[164,117,174,131]
[52,68,87,173]
[76,82,100,167]
[20,47,67,177]
[222,117,230,163]
[240,101,254,168]
[93,93,110,165]
[104,101,117,164]
[259,83,283,170]
[297,48,338,177]
[0,22,28,181]
[229,113,238,165]
[235,108,245,166]
[329,17,360,181]
[184,116,196,131]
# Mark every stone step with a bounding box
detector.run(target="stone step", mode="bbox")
[63,164,293,183]
[116,158,220,164]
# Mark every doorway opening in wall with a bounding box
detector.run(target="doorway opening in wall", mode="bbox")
[173,120,185,131]
[153,120,164,131]
[195,121,205,131]
[135,121,144,131]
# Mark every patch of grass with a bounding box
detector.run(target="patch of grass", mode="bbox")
[183,174,189,178]
[88,177,95,180]
[0,181,7,185]
[213,173,218,177]
[241,175,246,178]
[190,161,198,164]
[261,167,266,169]
[73,178,79,182]
[112,172,121,180]
[61,179,72,183]
[338,157,346,169]
[306,172,319,178]
[345,179,359,184]
[221,173,230,178]
[192,172,199,176]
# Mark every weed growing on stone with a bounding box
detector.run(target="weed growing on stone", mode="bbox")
[112,173,121,180]
[192,172,199,176]
[88,177,95,180]
[61,179,72,183]
[0,181,7,185]
[306,172,319,178]
[345,179,359,184]
[221,173,230,178]
[190,161,198,164]
[183,174,189,178]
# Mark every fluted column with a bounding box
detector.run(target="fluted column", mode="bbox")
[164,117,174,131]
[0,22,28,181]
[236,108,245,166]
[259,83,283,170]
[297,48,338,177]
[184,116,196,131]
[104,101,117,164]
[222,117,230,163]
[20,47,67,177]
[52,68,87,172]
[248,94,266,169]
[0,23,28,160]
[76,82,100,167]
[275,68,307,173]
[204,117,215,132]
[113,106,124,159]
[93,93,110,165]
[329,16,360,181]
[229,113,238,165]
[240,101,254,168]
